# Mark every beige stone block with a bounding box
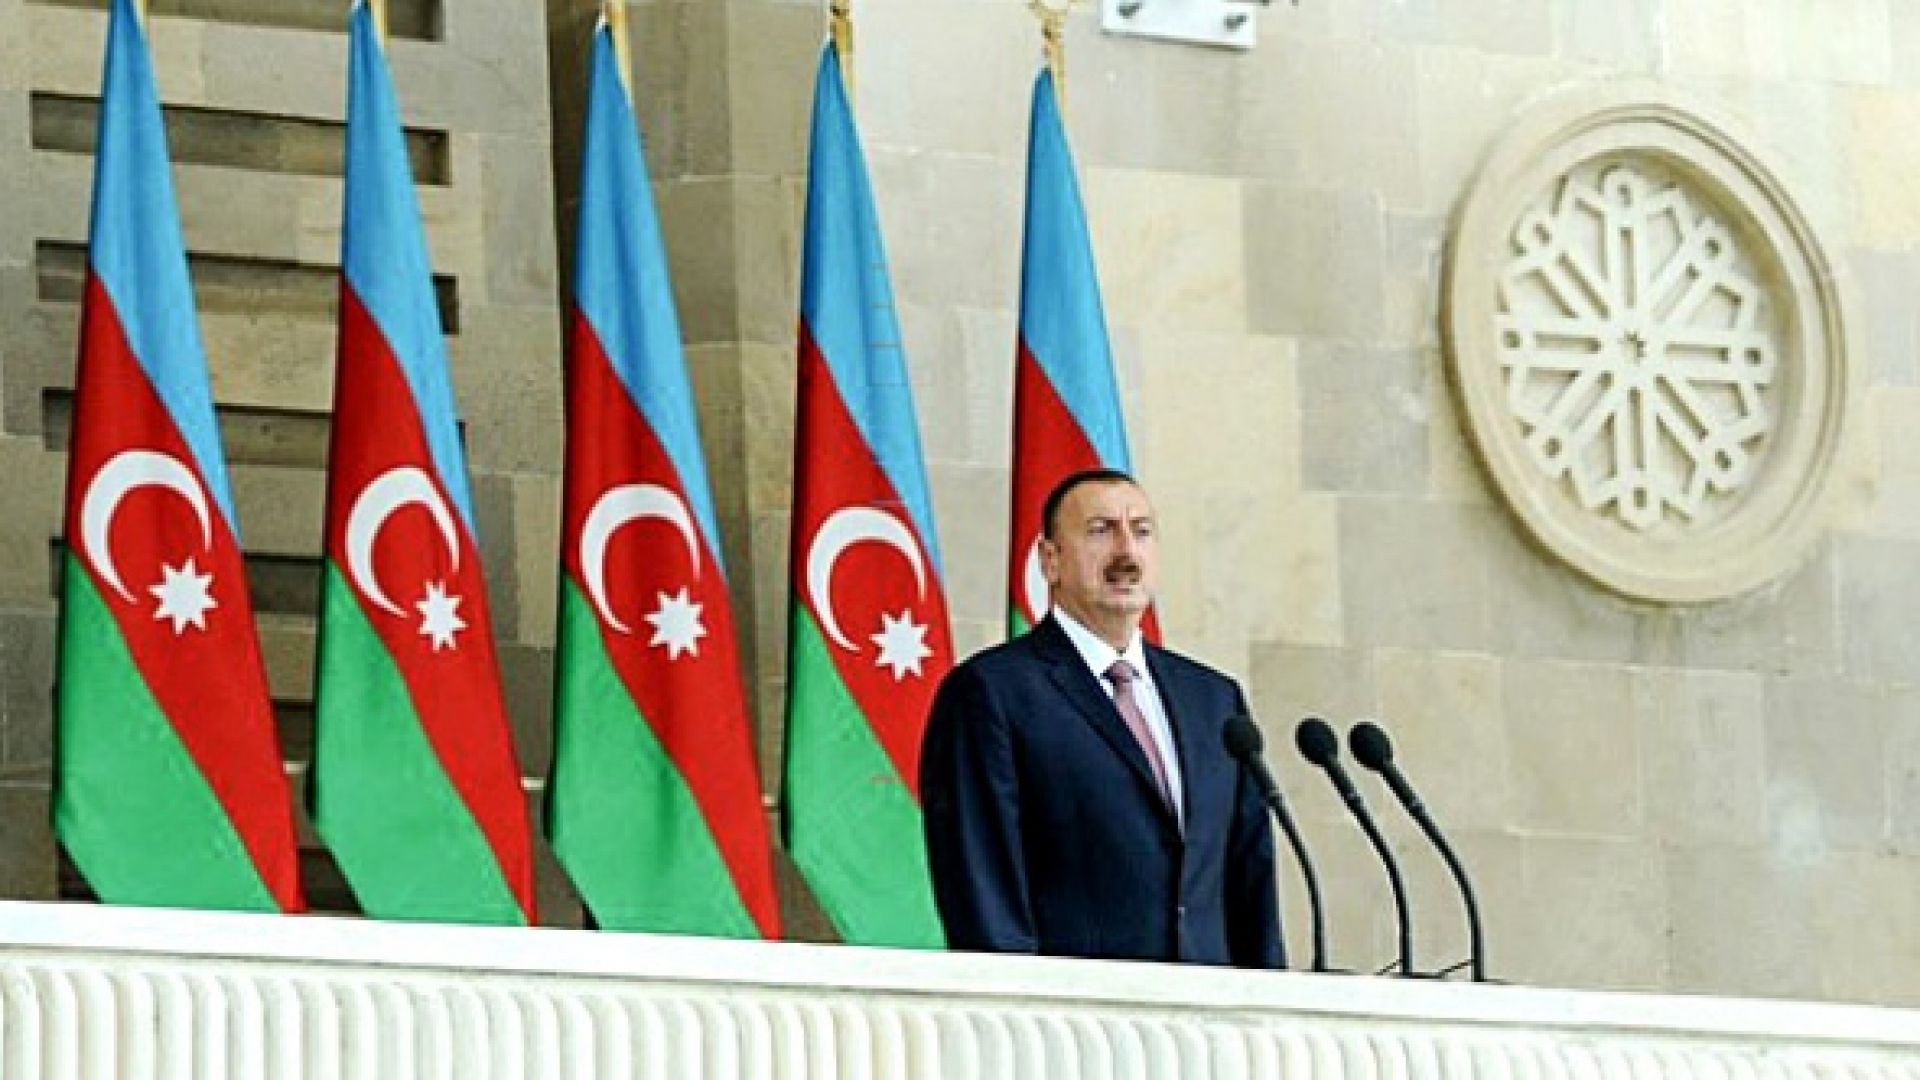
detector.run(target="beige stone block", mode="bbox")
[1398,829,1522,981]
[1060,10,1242,179]
[1289,808,1398,973]
[1183,491,1341,651]
[1243,184,1386,340]
[1675,542,1839,679]
[737,341,795,512]
[452,305,565,475]
[1764,677,1890,855]
[1410,46,1578,220]
[1482,515,1659,667]
[1863,388,1920,538]
[1850,249,1920,387]
[0,0,25,94]
[1082,167,1246,333]
[1246,644,1377,766]
[1551,0,1661,69]
[203,313,338,413]
[1375,648,1508,832]
[257,615,317,701]
[951,306,1018,467]
[1135,329,1297,495]
[1338,499,1497,651]
[229,465,324,557]
[948,617,998,668]
[177,167,329,265]
[725,0,821,178]
[1666,843,1822,1000]
[1503,658,1640,838]
[1837,535,1920,682]
[0,782,55,900]
[1239,34,1421,211]
[1632,668,1766,846]
[197,23,343,119]
[1660,0,1756,80]
[511,472,561,647]
[1299,343,1428,495]
[925,461,1007,628]
[869,149,1022,312]
[731,176,806,348]
[654,177,741,346]
[1426,352,1494,505]
[0,611,57,771]
[1848,89,1920,246]
[1888,696,1920,857]
[1811,851,1920,1006]
[477,134,559,308]
[855,0,1027,163]
[1749,0,1891,86]
[31,5,206,101]
[0,437,63,606]
[0,95,28,264]
[625,0,730,180]
[747,509,792,698]
[1505,837,1667,992]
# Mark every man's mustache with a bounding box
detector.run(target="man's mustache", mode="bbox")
[1103,558,1142,580]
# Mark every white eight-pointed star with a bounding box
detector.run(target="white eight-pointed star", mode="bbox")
[149,557,218,635]
[870,608,932,681]
[415,580,467,652]
[644,587,707,661]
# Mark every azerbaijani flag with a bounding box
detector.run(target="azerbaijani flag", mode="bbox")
[547,16,781,939]
[781,43,950,948]
[1007,70,1154,639]
[309,0,535,924]
[54,0,304,913]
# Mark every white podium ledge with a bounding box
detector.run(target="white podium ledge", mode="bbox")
[2,899,1917,1077]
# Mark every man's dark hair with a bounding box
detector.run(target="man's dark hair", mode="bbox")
[1041,467,1140,540]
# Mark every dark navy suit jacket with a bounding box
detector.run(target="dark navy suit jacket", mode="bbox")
[920,615,1283,968]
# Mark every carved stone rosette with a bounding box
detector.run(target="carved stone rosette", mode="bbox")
[1443,87,1856,603]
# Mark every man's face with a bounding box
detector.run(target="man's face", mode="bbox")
[1040,480,1158,629]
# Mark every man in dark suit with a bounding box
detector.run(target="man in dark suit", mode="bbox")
[920,468,1283,968]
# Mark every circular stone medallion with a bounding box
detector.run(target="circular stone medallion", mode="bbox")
[1443,87,1855,603]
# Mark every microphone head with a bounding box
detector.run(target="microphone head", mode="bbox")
[1349,721,1396,772]
[1294,717,1339,766]
[1222,714,1264,760]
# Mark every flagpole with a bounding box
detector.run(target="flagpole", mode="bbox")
[830,0,853,100]
[1030,0,1072,112]
[367,0,388,43]
[603,0,636,94]
[132,0,148,24]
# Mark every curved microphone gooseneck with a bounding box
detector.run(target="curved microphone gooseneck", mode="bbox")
[1296,717,1412,977]
[1223,715,1327,972]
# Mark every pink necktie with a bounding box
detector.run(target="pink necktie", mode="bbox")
[1106,659,1174,812]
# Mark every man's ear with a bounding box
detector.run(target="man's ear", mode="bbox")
[1037,536,1061,583]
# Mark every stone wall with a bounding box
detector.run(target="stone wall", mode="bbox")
[6,0,1920,1008]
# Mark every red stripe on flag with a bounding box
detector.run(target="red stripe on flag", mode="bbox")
[791,326,954,797]
[1010,340,1161,641]
[64,275,305,912]
[562,312,782,938]
[324,287,535,921]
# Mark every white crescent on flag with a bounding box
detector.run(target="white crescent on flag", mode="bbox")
[805,505,927,653]
[1023,536,1050,625]
[578,483,703,635]
[79,449,214,602]
[344,466,461,616]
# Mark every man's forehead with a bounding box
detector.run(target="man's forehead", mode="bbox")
[1065,480,1153,518]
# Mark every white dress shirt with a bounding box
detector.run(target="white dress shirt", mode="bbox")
[1052,607,1185,826]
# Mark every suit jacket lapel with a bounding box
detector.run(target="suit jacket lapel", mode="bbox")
[1032,616,1178,826]
[1145,646,1203,832]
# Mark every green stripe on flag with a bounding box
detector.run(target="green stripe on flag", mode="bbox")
[783,607,942,948]
[54,556,279,911]
[548,579,759,937]
[309,563,524,924]
[1009,608,1032,639]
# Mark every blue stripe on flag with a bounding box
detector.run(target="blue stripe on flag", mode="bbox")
[797,44,942,573]
[87,0,240,529]
[572,26,726,566]
[1017,70,1132,471]
[341,0,474,528]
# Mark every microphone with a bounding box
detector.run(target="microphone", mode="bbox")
[1350,721,1486,982]
[1223,715,1327,973]
[1296,717,1412,977]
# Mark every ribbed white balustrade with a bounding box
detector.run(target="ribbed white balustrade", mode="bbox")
[2,900,1917,1078]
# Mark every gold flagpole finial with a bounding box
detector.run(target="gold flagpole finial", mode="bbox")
[131,0,149,24]
[830,0,854,99]
[366,0,389,42]
[1030,0,1073,112]
[602,0,636,94]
